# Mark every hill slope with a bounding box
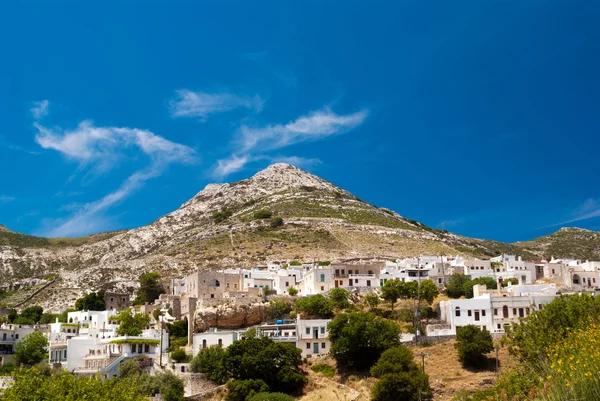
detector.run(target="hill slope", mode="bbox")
[1,163,599,310]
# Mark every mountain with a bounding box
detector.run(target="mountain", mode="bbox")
[1,163,598,310]
[514,227,600,261]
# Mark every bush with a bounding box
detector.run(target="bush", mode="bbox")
[295,294,334,319]
[270,217,283,228]
[446,274,470,298]
[14,331,48,366]
[463,277,497,298]
[455,325,494,368]
[190,346,229,384]
[266,299,293,320]
[328,312,401,371]
[226,379,269,401]
[0,362,15,375]
[247,393,294,401]
[287,287,298,296]
[253,210,273,219]
[371,372,431,401]
[213,208,233,223]
[328,287,350,309]
[170,348,189,363]
[365,292,380,309]
[311,363,335,377]
[501,277,519,287]
[370,346,418,377]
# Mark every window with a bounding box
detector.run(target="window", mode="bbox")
[497,324,501,329]
[355,279,359,284]
[306,327,310,335]
[218,339,223,347]
[482,310,486,317]
[110,297,114,302]
[468,310,472,317]
[64,350,67,358]
[285,281,289,287]
[202,339,207,349]
[321,286,324,291]
[306,343,311,349]
[321,342,326,349]
[15,334,19,339]
[320,327,325,334]
[455,307,460,317]
[494,308,498,316]
[227,283,230,288]
[320,274,325,282]
[513,308,517,315]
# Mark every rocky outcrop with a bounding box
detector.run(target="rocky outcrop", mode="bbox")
[193,303,267,333]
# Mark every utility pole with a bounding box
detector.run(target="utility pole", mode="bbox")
[416,255,422,340]
[158,312,163,369]
[495,344,500,375]
[416,351,427,373]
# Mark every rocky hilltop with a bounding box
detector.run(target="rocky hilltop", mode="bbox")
[1,163,598,310]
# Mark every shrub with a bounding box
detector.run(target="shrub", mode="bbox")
[328,312,401,371]
[266,299,292,320]
[14,331,48,366]
[270,217,284,228]
[295,294,334,319]
[455,325,494,368]
[226,379,269,401]
[170,348,189,363]
[253,210,273,219]
[371,371,431,401]
[501,277,519,287]
[463,277,497,298]
[248,392,294,401]
[311,363,335,377]
[213,208,233,223]
[365,292,380,309]
[287,287,298,296]
[446,274,470,298]
[370,346,418,377]
[0,362,15,375]
[328,287,350,309]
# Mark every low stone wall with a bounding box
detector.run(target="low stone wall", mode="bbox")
[179,373,219,398]
[402,335,456,346]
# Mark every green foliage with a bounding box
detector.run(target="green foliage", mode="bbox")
[328,312,401,371]
[289,261,302,266]
[167,320,188,338]
[7,308,17,323]
[505,294,600,365]
[380,279,417,309]
[114,309,151,336]
[75,290,106,311]
[446,274,470,298]
[295,294,334,319]
[20,306,44,324]
[328,287,351,309]
[370,346,418,377]
[501,277,519,287]
[270,216,284,228]
[190,346,230,384]
[455,325,493,368]
[371,372,431,401]
[133,272,164,305]
[170,347,189,363]
[0,362,15,375]
[463,277,497,298]
[119,356,152,378]
[253,209,273,219]
[365,292,380,309]
[287,287,298,296]
[266,299,292,320]
[247,393,294,401]
[39,313,59,324]
[0,366,147,401]
[310,363,335,377]
[224,337,305,393]
[418,280,440,304]
[14,331,48,366]
[226,379,269,401]
[213,208,233,223]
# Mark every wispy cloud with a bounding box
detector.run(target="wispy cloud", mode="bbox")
[211,107,367,179]
[33,118,196,237]
[238,107,369,153]
[551,198,600,227]
[30,100,49,119]
[437,218,466,229]
[168,89,264,120]
[0,195,15,203]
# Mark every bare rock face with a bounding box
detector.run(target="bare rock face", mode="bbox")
[193,303,267,333]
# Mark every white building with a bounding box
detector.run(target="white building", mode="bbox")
[192,329,243,355]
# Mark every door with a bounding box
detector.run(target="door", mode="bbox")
[474,311,480,321]
[313,342,319,354]
[503,306,509,318]
[313,329,319,339]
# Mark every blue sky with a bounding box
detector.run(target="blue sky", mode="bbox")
[1,1,600,242]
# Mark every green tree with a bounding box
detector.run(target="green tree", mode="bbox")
[14,331,48,366]
[0,362,15,375]
[364,292,380,309]
[295,294,334,318]
[501,277,519,287]
[224,337,305,393]
[226,379,269,401]
[287,287,298,296]
[463,277,498,298]
[7,308,17,323]
[381,279,410,309]
[39,313,59,324]
[190,345,230,384]
[266,299,292,320]
[170,347,188,363]
[114,308,151,336]
[133,272,164,305]
[166,320,188,338]
[446,274,470,298]
[370,346,418,377]
[270,217,284,228]
[418,280,440,304]
[328,287,351,309]
[75,290,106,311]
[328,312,401,371]
[20,306,44,324]
[455,325,494,368]
[371,372,431,401]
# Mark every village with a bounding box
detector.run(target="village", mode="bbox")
[1,253,598,398]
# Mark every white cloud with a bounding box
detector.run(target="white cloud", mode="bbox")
[30,100,49,119]
[34,119,196,237]
[212,154,251,179]
[559,199,600,225]
[0,195,15,203]
[169,89,264,120]
[267,155,322,169]
[239,107,368,153]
